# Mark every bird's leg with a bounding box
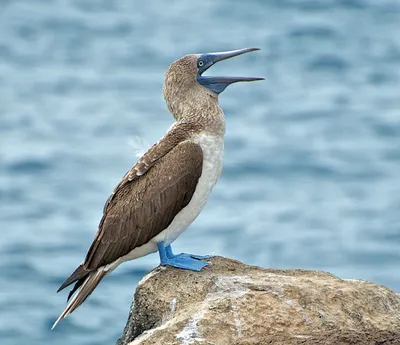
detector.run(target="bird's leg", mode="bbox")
[165,244,175,258]
[165,244,211,260]
[157,241,209,271]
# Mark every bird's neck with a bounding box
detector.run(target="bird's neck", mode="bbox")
[166,88,226,137]
[180,103,226,137]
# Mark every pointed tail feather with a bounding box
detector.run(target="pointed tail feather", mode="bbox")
[57,264,90,293]
[51,267,107,330]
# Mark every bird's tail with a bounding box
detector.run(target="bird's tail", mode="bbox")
[51,267,107,330]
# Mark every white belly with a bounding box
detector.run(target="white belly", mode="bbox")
[109,133,224,270]
[154,133,224,245]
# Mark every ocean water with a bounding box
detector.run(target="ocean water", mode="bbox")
[0,1,400,344]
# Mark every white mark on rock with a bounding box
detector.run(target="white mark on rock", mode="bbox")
[211,275,249,299]
[176,275,250,344]
[343,278,366,283]
[231,302,242,337]
[284,299,296,306]
[294,334,311,339]
[242,274,315,326]
[138,268,163,286]
[128,320,172,345]
[176,309,205,345]
[170,298,177,314]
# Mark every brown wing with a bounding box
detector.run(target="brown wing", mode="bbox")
[83,140,203,270]
[57,123,204,293]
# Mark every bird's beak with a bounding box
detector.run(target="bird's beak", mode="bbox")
[197,48,264,94]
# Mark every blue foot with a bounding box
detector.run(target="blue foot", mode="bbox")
[161,256,209,271]
[165,244,212,260]
[158,242,209,271]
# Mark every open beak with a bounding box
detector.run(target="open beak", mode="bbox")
[197,48,264,94]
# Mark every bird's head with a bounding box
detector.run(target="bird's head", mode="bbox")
[163,48,263,121]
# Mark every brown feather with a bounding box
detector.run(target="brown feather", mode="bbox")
[52,268,107,329]
[57,264,89,293]
[57,123,203,295]
[84,139,203,269]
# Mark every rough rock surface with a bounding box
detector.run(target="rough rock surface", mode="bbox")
[116,257,400,345]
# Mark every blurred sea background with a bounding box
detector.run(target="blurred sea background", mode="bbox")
[1,0,400,344]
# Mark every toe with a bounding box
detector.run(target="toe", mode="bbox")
[161,257,209,271]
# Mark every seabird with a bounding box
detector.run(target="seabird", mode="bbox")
[52,48,263,329]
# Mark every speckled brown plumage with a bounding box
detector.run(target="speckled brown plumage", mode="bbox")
[54,139,203,323]
[85,139,203,270]
[58,124,203,292]
[163,54,225,136]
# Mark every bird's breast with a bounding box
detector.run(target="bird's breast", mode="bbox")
[154,132,224,245]
[195,132,224,190]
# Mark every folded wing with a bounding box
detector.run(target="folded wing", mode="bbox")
[85,140,203,269]
[57,138,203,293]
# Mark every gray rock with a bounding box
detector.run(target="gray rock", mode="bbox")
[116,256,400,345]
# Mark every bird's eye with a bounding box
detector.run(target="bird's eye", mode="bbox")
[198,60,204,67]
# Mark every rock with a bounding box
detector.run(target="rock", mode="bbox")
[116,256,400,345]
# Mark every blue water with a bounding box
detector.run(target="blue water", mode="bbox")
[1,1,400,344]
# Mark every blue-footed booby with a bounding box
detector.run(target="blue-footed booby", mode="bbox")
[52,48,263,329]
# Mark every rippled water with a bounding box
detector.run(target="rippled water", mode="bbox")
[1,1,400,344]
